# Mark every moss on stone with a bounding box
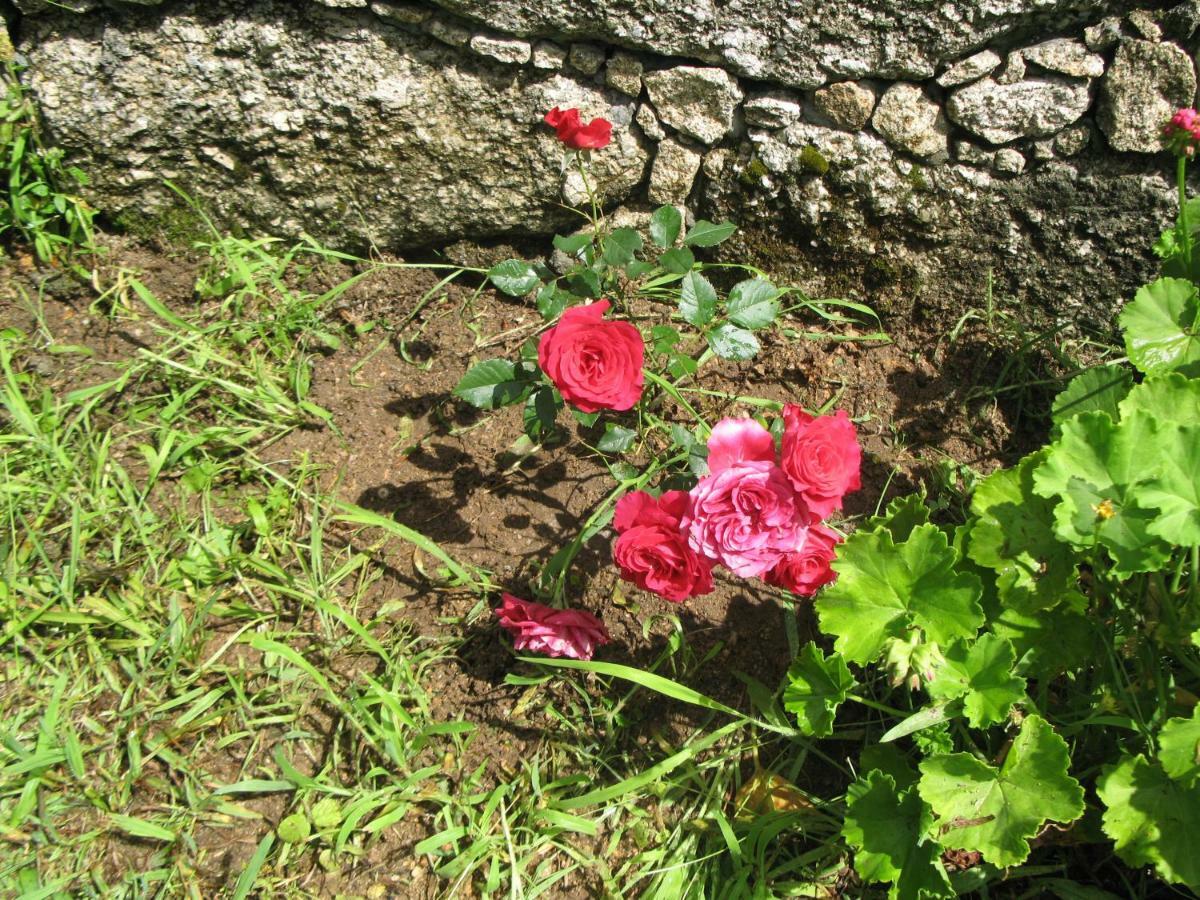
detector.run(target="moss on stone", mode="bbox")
[738,155,770,187]
[113,205,212,247]
[797,144,829,176]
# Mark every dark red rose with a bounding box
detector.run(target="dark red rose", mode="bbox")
[612,490,714,603]
[780,406,862,519]
[537,300,644,412]
[765,523,843,597]
[544,106,613,150]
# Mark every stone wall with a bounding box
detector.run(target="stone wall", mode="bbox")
[7,0,1197,322]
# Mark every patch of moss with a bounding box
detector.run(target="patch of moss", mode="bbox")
[906,164,929,191]
[738,155,770,187]
[112,205,212,247]
[797,144,829,177]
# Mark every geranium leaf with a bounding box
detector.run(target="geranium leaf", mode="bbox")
[1117,372,1200,426]
[706,323,760,361]
[843,771,953,900]
[726,278,780,330]
[650,204,682,248]
[1139,423,1200,546]
[683,219,736,247]
[1098,754,1200,889]
[487,259,541,297]
[1051,364,1132,428]
[926,635,1026,728]
[1119,276,1200,377]
[782,643,855,737]
[1159,706,1200,787]
[877,493,931,544]
[679,271,718,326]
[815,524,983,665]
[969,452,1078,610]
[918,715,1084,868]
[454,359,534,409]
[988,593,1094,678]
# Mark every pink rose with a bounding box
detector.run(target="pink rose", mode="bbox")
[765,523,843,597]
[544,107,613,150]
[537,300,644,413]
[612,490,714,602]
[495,594,610,660]
[780,406,862,519]
[687,418,809,578]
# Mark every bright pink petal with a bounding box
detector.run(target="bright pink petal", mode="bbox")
[707,418,776,474]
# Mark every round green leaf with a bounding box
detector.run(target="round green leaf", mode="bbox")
[311,798,343,830]
[650,204,682,248]
[1119,277,1200,377]
[277,813,311,844]
[487,259,541,297]
[683,219,737,247]
[706,323,760,360]
[679,271,717,326]
[782,643,855,737]
[726,278,780,330]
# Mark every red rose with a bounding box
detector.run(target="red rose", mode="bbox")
[780,406,862,519]
[537,300,644,412]
[544,106,613,150]
[613,490,714,603]
[765,523,842,597]
[495,594,610,660]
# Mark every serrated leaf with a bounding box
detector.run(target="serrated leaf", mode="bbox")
[684,219,737,247]
[670,423,708,476]
[536,284,569,322]
[782,643,855,737]
[311,798,342,830]
[1138,423,1200,545]
[918,715,1084,868]
[277,813,311,844]
[488,259,541,297]
[875,494,931,544]
[706,323,760,361]
[1051,365,1132,427]
[1118,372,1200,427]
[596,424,637,454]
[660,247,695,275]
[727,278,781,330]
[571,408,600,427]
[565,268,601,298]
[1159,706,1200,787]
[454,359,533,409]
[602,228,643,267]
[650,205,682,248]
[1097,754,1200,889]
[969,452,1077,610]
[926,635,1026,728]
[679,271,717,326]
[523,387,563,441]
[988,594,1094,678]
[553,232,592,255]
[625,259,654,279]
[843,772,953,900]
[1120,277,1200,377]
[651,325,681,355]
[815,524,984,665]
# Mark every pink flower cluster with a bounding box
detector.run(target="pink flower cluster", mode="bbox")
[1163,107,1200,156]
[614,406,860,602]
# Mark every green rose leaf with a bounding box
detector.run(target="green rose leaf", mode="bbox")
[843,771,953,900]
[706,323,760,361]
[565,268,602,298]
[602,227,643,267]
[926,635,1026,728]
[670,424,709,476]
[918,715,1084,868]
[1097,754,1200,889]
[488,259,541,297]
[1118,372,1200,427]
[968,451,1077,610]
[680,271,718,326]
[650,204,682,248]
[552,232,592,256]
[1119,276,1200,377]
[1051,365,1132,428]
[596,424,637,454]
[1159,706,1200,787]
[571,408,600,428]
[726,278,781,330]
[523,386,563,441]
[536,284,570,322]
[1138,423,1200,546]
[815,524,984,665]
[683,219,737,247]
[659,247,695,275]
[782,642,855,737]
[454,359,534,409]
[277,813,311,844]
[625,259,654,279]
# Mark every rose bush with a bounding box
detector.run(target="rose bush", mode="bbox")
[780,406,862,519]
[612,490,714,602]
[494,593,610,660]
[537,299,645,413]
[544,107,612,151]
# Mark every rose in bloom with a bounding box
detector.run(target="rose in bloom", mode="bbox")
[544,107,613,150]
[495,593,610,660]
[765,523,842,597]
[688,418,809,578]
[780,406,862,519]
[613,490,714,602]
[538,300,644,412]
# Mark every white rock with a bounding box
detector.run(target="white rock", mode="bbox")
[468,34,532,66]
[936,49,1002,87]
[532,41,566,70]
[1099,40,1197,152]
[635,103,665,141]
[947,76,1092,144]
[643,66,744,145]
[995,51,1026,85]
[567,43,606,76]
[993,148,1026,175]
[370,2,429,26]
[871,82,948,160]
[605,52,644,97]
[1085,17,1125,51]
[427,17,470,47]
[743,91,803,129]
[1054,125,1091,157]
[648,138,703,204]
[813,81,876,131]
[1021,39,1105,79]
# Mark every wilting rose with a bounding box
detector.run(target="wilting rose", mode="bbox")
[495,594,610,660]
[612,490,713,602]
[537,300,644,412]
[765,523,842,597]
[779,406,862,519]
[687,418,809,578]
[544,107,613,150]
